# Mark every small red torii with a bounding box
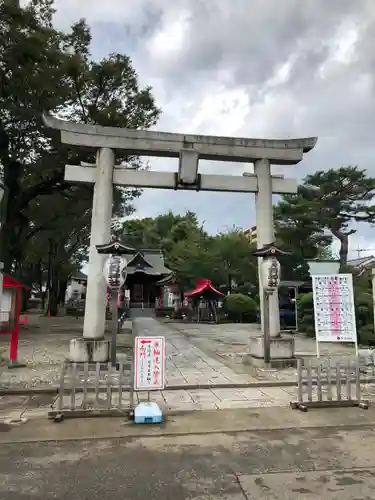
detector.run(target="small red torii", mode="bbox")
[0,274,29,368]
[184,279,224,323]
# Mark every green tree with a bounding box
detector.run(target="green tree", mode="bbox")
[167,236,217,289]
[274,204,332,281]
[119,214,258,293]
[276,166,375,268]
[1,0,70,269]
[120,212,211,289]
[209,230,258,294]
[0,0,160,314]
[119,211,208,264]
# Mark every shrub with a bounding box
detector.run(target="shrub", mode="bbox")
[355,289,374,345]
[223,293,257,323]
[297,292,315,337]
[358,324,375,347]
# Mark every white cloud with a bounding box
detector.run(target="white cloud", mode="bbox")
[146,8,189,62]
[22,0,375,245]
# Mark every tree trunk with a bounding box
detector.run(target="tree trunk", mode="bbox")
[46,239,62,316]
[48,259,60,316]
[36,261,45,310]
[58,279,67,306]
[228,273,232,294]
[331,228,354,268]
[0,158,24,272]
[45,242,52,314]
[49,270,59,316]
[339,235,349,268]
[0,222,13,272]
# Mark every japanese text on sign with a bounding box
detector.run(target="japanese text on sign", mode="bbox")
[312,274,357,343]
[134,336,165,390]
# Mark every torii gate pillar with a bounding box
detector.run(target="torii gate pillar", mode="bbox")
[254,158,280,337]
[69,148,115,363]
[83,148,115,340]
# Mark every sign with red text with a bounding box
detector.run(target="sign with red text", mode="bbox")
[134,336,166,390]
[312,274,357,343]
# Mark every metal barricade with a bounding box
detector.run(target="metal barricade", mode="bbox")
[290,357,370,412]
[48,359,135,421]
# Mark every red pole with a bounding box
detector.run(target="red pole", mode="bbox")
[9,331,19,362]
[9,290,21,364]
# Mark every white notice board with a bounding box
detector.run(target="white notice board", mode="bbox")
[312,274,357,353]
[134,336,166,391]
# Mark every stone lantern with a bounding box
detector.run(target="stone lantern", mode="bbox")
[253,242,289,289]
[251,243,292,365]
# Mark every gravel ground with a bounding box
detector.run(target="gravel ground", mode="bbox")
[0,315,105,389]
[1,314,373,390]
[0,331,75,388]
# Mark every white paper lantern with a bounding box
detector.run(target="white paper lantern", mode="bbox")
[260,257,281,291]
[103,255,127,290]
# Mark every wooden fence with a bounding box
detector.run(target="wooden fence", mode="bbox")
[291,357,369,412]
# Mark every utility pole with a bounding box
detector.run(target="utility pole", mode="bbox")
[355,246,375,258]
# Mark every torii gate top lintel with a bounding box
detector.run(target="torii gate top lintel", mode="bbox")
[42,113,317,165]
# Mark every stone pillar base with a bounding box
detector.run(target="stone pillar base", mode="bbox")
[246,336,296,368]
[69,338,110,363]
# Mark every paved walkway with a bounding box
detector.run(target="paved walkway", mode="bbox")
[133,317,256,388]
[140,385,295,412]
[168,321,368,383]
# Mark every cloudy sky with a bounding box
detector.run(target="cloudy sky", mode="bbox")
[49,0,375,258]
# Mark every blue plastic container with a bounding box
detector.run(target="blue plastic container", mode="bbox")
[134,402,163,424]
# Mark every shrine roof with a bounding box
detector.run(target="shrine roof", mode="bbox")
[125,249,171,276]
[156,272,178,285]
[348,256,375,268]
[3,274,29,289]
[185,279,224,297]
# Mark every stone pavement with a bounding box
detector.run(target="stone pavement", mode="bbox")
[4,379,375,422]
[2,408,375,498]
[0,386,296,423]
[168,321,366,383]
[133,317,256,388]
[140,385,296,411]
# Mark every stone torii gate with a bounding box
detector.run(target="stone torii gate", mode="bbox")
[43,114,317,362]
